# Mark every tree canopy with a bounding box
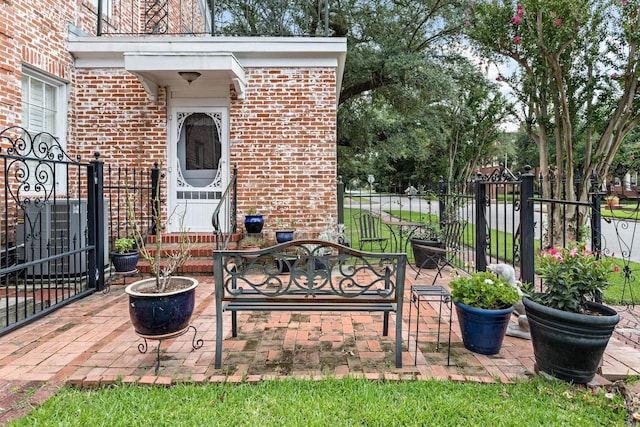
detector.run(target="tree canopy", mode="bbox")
[214,1,639,194]
[466,0,640,200]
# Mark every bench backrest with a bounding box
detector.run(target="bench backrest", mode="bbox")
[213,239,407,303]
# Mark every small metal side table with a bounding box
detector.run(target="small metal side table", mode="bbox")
[407,285,452,365]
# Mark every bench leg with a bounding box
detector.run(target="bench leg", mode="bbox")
[215,311,223,369]
[383,312,389,336]
[231,311,238,337]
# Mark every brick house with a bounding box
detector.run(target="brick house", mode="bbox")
[0,0,346,239]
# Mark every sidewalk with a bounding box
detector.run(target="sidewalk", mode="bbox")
[0,268,639,423]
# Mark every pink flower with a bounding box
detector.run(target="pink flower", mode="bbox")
[622,0,628,4]
[611,73,619,79]
[464,8,472,14]
[465,20,471,27]
[550,248,557,255]
[570,247,578,257]
[511,16,521,24]
[496,76,503,81]
[517,3,523,10]
[517,8,525,16]
[513,35,522,43]
[553,18,562,26]
[614,265,620,272]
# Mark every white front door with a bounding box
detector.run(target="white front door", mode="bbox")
[167,107,229,233]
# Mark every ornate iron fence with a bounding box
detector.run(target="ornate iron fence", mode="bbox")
[339,165,639,307]
[95,0,330,37]
[0,127,103,334]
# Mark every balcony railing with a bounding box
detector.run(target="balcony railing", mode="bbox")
[96,0,330,37]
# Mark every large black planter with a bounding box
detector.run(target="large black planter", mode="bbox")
[523,296,620,383]
[125,277,199,337]
[111,252,139,273]
[454,301,514,355]
[411,238,444,269]
[244,215,264,234]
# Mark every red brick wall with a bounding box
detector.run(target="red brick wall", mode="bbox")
[0,0,339,240]
[231,68,338,238]
[70,67,338,238]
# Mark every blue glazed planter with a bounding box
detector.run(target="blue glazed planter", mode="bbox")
[244,215,264,233]
[111,252,139,273]
[125,277,199,337]
[454,301,514,355]
[275,230,294,243]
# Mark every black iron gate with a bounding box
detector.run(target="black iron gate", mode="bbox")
[0,127,104,334]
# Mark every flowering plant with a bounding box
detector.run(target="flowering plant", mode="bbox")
[533,242,617,313]
[450,271,520,310]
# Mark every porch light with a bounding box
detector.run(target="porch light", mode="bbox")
[178,71,201,84]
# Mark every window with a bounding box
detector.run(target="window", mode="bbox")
[21,67,68,192]
[21,67,66,141]
[88,0,112,18]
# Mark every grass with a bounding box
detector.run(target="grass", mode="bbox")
[601,207,640,221]
[7,377,627,426]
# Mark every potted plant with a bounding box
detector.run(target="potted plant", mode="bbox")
[410,222,445,269]
[124,173,198,338]
[522,242,620,383]
[240,236,264,250]
[605,195,620,209]
[450,271,521,355]
[244,207,264,234]
[111,237,138,273]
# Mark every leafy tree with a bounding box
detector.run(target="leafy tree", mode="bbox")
[433,59,514,182]
[466,0,640,205]
[216,1,513,186]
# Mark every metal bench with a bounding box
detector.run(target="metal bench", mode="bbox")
[213,239,407,368]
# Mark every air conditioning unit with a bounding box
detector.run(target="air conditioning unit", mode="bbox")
[16,199,109,277]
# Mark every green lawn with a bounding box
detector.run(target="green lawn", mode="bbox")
[7,377,628,426]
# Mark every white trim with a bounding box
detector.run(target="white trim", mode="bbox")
[68,36,347,101]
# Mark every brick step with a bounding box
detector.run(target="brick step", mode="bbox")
[143,243,221,258]
[145,232,242,244]
[137,258,214,275]
[135,233,242,275]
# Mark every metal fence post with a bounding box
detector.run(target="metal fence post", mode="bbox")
[475,178,487,272]
[89,153,105,291]
[232,164,238,234]
[337,175,345,225]
[590,175,602,254]
[590,174,603,303]
[151,163,160,234]
[520,166,535,286]
[438,176,445,225]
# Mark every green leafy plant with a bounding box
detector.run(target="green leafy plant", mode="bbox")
[529,241,617,313]
[450,271,520,310]
[113,237,135,254]
[240,236,264,248]
[412,222,444,242]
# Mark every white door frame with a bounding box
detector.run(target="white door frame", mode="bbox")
[167,102,229,233]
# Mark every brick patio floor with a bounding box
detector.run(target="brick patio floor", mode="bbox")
[1,267,639,422]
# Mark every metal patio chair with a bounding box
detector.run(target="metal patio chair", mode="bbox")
[355,212,389,252]
[413,220,464,281]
